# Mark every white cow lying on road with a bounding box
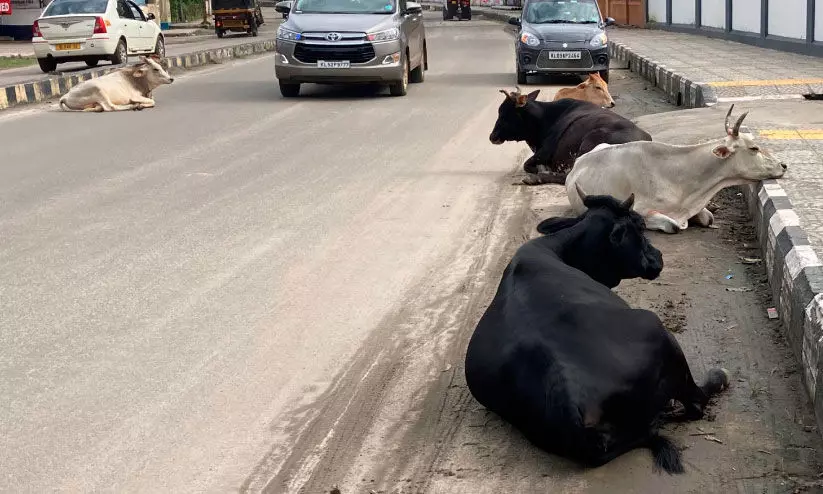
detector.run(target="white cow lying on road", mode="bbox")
[59,56,174,112]
[565,105,787,233]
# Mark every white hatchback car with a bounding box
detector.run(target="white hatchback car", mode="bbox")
[32,0,165,73]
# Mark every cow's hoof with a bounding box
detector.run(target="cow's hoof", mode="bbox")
[661,224,680,234]
[521,174,543,186]
[704,368,730,394]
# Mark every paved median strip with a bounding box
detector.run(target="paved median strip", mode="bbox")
[0,39,276,112]
[706,78,823,87]
[758,129,823,140]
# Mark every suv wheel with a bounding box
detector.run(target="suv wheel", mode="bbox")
[389,55,409,96]
[279,81,300,97]
[409,48,425,83]
[111,39,128,65]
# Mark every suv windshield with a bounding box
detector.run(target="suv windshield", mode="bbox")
[292,0,395,14]
[523,0,600,24]
[44,0,108,15]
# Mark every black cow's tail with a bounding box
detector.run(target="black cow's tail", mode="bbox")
[647,433,684,474]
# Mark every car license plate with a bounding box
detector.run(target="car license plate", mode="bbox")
[548,51,581,60]
[55,43,81,51]
[317,60,350,69]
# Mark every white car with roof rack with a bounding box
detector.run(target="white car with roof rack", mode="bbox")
[32,0,165,73]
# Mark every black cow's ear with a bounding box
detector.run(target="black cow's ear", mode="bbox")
[609,223,627,244]
[527,89,540,101]
[536,216,580,235]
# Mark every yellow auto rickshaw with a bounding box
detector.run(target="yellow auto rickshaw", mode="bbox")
[212,0,264,38]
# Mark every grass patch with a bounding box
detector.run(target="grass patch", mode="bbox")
[0,56,36,70]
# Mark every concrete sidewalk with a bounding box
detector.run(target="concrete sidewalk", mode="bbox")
[608,28,823,107]
[613,26,823,440]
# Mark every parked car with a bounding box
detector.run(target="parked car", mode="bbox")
[273,0,428,97]
[32,0,165,73]
[508,0,615,84]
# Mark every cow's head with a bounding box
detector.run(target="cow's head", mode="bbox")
[711,105,786,180]
[132,55,174,87]
[536,185,663,288]
[576,73,615,108]
[489,87,541,145]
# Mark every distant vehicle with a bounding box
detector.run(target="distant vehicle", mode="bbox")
[273,0,428,98]
[442,0,470,20]
[508,0,615,84]
[32,0,165,73]
[211,0,264,38]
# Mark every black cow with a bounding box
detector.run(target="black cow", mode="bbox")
[489,88,653,186]
[464,188,729,473]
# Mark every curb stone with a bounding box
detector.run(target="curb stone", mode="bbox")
[744,180,823,424]
[607,37,823,433]
[607,41,715,108]
[0,39,275,111]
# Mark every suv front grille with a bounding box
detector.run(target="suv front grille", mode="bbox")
[535,50,594,69]
[293,43,376,64]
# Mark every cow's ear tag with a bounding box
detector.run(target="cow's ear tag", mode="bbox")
[712,145,732,159]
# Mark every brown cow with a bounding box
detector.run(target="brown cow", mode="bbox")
[553,72,615,108]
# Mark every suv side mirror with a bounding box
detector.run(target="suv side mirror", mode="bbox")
[405,1,422,14]
[508,17,521,27]
[146,12,155,20]
[605,16,615,26]
[274,0,292,14]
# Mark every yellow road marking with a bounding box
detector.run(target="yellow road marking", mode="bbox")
[759,129,823,140]
[706,78,823,87]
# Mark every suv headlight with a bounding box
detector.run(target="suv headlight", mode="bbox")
[589,33,607,47]
[277,26,301,41]
[520,32,540,47]
[367,27,400,42]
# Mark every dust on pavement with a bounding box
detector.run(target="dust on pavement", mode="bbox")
[263,59,823,493]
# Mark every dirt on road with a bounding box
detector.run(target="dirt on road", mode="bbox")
[252,57,823,493]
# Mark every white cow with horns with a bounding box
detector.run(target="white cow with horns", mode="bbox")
[59,56,174,112]
[565,105,787,233]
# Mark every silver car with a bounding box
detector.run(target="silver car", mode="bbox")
[274,0,427,97]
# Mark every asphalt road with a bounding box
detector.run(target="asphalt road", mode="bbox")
[0,6,281,87]
[2,12,822,494]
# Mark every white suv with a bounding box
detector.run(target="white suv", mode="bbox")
[32,0,165,73]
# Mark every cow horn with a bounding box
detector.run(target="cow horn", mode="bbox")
[724,104,735,135]
[575,183,588,202]
[732,111,749,137]
[622,193,635,210]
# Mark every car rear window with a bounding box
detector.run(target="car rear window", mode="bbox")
[44,0,109,16]
[524,0,601,24]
